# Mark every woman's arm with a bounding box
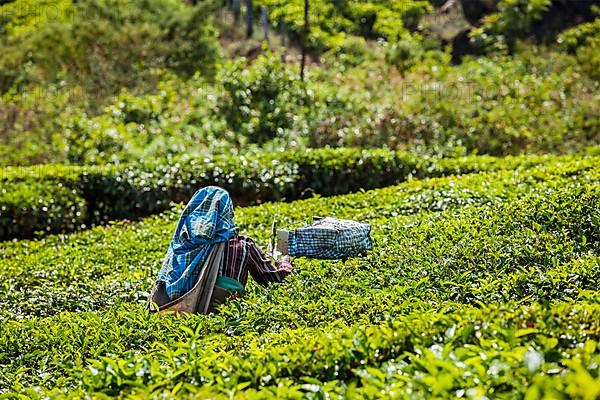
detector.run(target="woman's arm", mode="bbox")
[245,237,294,286]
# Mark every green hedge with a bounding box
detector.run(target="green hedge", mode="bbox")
[0,148,570,240]
[6,302,598,398]
[1,155,597,320]
[0,181,86,239]
[1,154,599,395]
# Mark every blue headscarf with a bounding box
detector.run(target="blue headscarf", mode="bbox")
[158,186,237,300]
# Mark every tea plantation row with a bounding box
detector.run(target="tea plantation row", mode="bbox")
[2,154,597,320]
[1,154,599,397]
[0,148,566,241]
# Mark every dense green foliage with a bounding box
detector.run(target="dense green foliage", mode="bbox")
[469,0,552,53]
[256,0,432,50]
[312,50,599,155]
[0,0,220,165]
[559,17,600,52]
[1,154,599,396]
[0,148,565,240]
[1,0,599,397]
[558,17,600,80]
[0,1,598,165]
[3,46,597,167]
[217,53,310,144]
[0,0,220,93]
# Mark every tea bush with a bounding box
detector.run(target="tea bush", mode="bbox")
[3,301,600,397]
[0,154,599,396]
[0,181,86,239]
[1,155,597,318]
[0,149,571,240]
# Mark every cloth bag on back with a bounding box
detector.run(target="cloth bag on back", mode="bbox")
[281,217,372,259]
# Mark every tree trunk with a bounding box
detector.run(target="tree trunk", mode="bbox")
[300,0,309,81]
[232,0,241,23]
[245,0,254,38]
[261,6,270,43]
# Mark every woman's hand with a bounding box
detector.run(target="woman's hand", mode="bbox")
[278,255,294,273]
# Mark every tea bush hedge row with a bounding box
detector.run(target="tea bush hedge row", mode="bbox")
[1,155,597,319]
[0,148,562,241]
[8,301,599,398]
[1,154,599,396]
[0,181,86,239]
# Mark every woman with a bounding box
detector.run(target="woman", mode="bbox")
[152,186,293,314]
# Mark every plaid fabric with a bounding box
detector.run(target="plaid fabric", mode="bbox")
[288,217,372,259]
[158,186,237,300]
[220,235,294,287]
